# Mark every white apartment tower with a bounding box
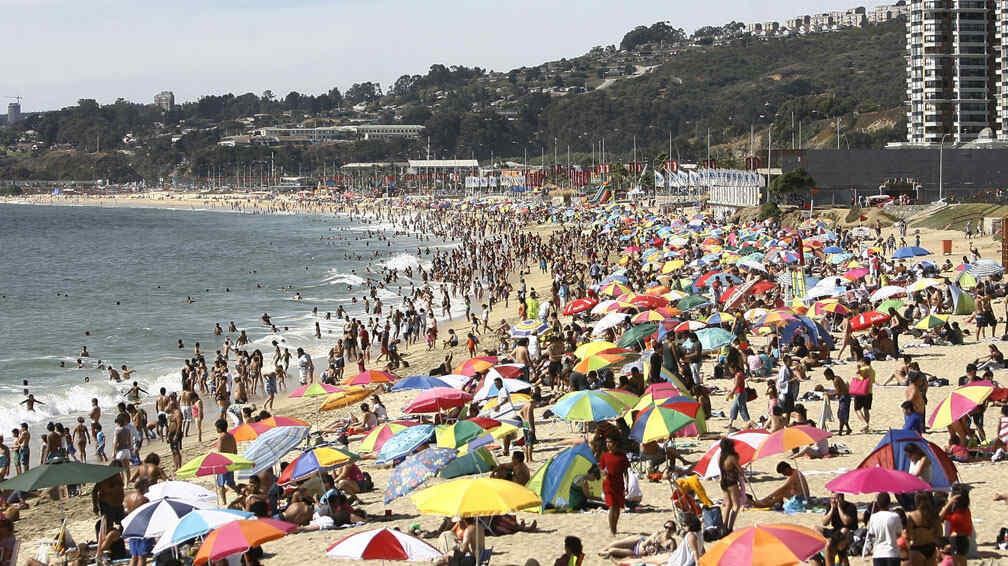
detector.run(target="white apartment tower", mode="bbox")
[906,0,997,144]
[997,1,1008,137]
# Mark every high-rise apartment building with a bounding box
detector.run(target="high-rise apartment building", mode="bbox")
[905,0,1002,144]
[153,91,175,112]
[906,0,998,144]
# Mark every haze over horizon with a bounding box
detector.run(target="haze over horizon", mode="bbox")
[4,0,871,113]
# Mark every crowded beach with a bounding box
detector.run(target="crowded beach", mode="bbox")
[0,194,1007,566]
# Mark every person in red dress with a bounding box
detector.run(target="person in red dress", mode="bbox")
[598,436,629,535]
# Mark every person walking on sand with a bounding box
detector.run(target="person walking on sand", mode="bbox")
[72,417,90,463]
[214,419,238,505]
[599,436,629,536]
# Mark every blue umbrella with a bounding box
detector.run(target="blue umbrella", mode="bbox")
[526,444,597,510]
[695,327,734,352]
[122,498,198,539]
[239,425,309,478]
[392,375,454,392]
[823,245,845,254]
[893,246,931,259]
[384,447,458,504]
[377,424,435,464]
[152,508,253,554]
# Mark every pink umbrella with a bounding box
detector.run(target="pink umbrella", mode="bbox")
[842,267,869,280]
[755,425,832,460]
[644,382,682,402]
[692,429,769,479]
[404,387,473,414]
[825,466,932,495]
[287,382,342,398]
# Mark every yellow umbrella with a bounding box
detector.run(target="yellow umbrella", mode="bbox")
[482,393,530,412]
[907,278,942,293]
[914,314,949,330]
[320,386,376,411]
[411,477,541,518]
[661,259,685,274]
[573,341,619,359]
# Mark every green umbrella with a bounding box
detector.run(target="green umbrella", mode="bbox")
[695,327,735,352]
[617,322,658,348]
[877,299,905,316]
[0,458,120,492]
[677,294,710,311]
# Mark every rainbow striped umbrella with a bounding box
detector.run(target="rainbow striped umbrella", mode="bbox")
[573,341,619,359]
[552,390,630,422]
[229,416,308,442]
[628,405,695,443]
[176,452,253,479]
[195,519,295,565]
[288,382,342,399]
[699,523,826,566]
[929,381,995,429]
[755,425,832,460]
[358,422,415,453]
[277,446,359,484]
[455,356,498,376]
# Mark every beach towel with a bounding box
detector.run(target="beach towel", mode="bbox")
[818,395,834,429]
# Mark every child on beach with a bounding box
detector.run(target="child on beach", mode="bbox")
[94,423,107,462]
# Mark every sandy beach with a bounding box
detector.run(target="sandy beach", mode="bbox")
[5,193,1008,566]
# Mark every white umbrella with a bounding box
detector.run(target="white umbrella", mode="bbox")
[146,481,217,508]
[122,498,198,540]
[967,259,1004,278]
[473,377,532,402]
[590,299,621,315]
[239,425,309,478]
[850,226,875,239]
[805,285,844,300]
[869,285,907,302]
[325,527,442,561]
[592,312,628,335]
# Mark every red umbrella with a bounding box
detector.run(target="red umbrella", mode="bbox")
[404,388,473,414]
[849,310,891,332]
[486,363,525,380]
[694,270,724,289]
[455,356,498,376]
[563,297,598,316]
[629,294,668,309]
[751,280,778,295]
[692,429,769,479]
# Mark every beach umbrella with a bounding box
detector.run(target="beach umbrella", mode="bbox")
[473,377,532,402]
[826,467,932,495]
[967,258,1004,278]
[434,421,486,448]
[326,527,443,561]
[455,356,498,376]
[850,226,875,238]
[628,294,668,309]
[812,301,850,317]
[229,416,308,442]
[384,447,459,504]
[706,312,736,326]
[757,309,797,327]
[574,341,619,359]
[320,387,376,411]
[893,246,931,259]
[842,267,869,280]
[177,452,253,479]
[122,498,198,539]
[391,375,457,392]
[377,424,435,464]
[914,314,949,330]
[592,312,629,335]
[849,310,891,332]
[699,523,826,566]
[858,429,959,489]
[563,297,598,316]
[358,422,415,453]
[440,448,497,479]
[629,406,695,443]
[552,390,629,422]
[869,285,907,302]
[877,299,905,316]
[696,327,734,352]
[692,430,769,479]
[239,425,310,477]
[288,382,342,398]
[590,299,624,315]
[152,509,253,555]
[574,352,629,373]
[633,383,685,409]
[481,393,530,413]
[343,369,397,386]
[510,319,549,337]
[278,446,360,484]
[194,518,295,565]
[146,481,217,508]
[599,281,631,297]
[631,309,670,324]
[526,444,597,511]
[617,322,658,348]
[0,459,120,492]
[906,278,942,293]
[411,477,541,518]
[928,381,995,429]
[674,320,707,333]
[743,308,769,324]
[404,387,473,414]
[677,294,710,311]
[755,425,832,460]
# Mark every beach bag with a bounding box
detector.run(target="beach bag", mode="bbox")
[701,506,723,541]
[848,378,870,397]
[745,387,758,402]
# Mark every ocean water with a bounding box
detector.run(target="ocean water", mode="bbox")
[0,203,433,434]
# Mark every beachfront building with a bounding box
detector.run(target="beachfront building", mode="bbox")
[905,0,998,144]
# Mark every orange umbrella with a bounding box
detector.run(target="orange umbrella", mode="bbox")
[228,416,308,442]
[455,356,498,376]
[700,523,826,566]
[195,519,295,565]
[343,369,397,386]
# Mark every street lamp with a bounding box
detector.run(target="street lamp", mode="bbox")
[938,133,952,203]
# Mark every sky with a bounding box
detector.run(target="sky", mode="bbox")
[2,0,871,113]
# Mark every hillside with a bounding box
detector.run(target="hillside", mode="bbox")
[0,20,907,183]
